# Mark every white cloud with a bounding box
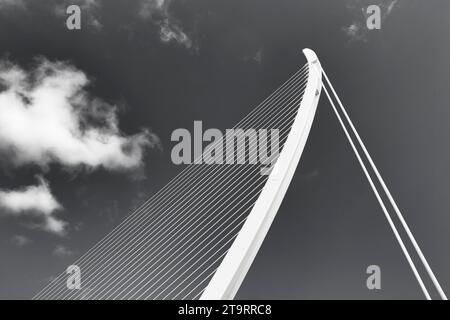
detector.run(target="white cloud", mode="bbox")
[58,0,101,11]
[386,0,398,14]
[139,0,167,18]
[53,244,75,257]
[342,22,367,42]
[0,58,157,171]
[139,0,193,49]
[159,19,192,48]
[0,176,66,235]
[0,58,159,235]
[11,234,32,247]
[2,0,190,47]
[80,0,99,9]
[0,0,25,9]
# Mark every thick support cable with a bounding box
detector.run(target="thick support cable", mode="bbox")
[321,67,447,301]
[321,76,432,300]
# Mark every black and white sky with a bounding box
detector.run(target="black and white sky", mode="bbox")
[0,0,450,300]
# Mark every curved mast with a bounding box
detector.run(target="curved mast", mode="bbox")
[200,49,322,300]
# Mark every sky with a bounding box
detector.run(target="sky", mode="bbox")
[0,0,450,300]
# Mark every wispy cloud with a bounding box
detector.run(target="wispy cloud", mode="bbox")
[0,0,25,9]
[138,0,193,49]
[55,0,100,11]
[53,244,75,257]
[242,48,264,66]
[11,234,32,247]
[0,176,65,235]
[159,19,193,48]
[0,58,157,171]
[342,22,367,42]
[1,0,192,48]
[75,0,194,45]
[343,0,399,42]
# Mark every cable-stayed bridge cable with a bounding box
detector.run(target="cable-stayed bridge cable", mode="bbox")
[36,62,310,300]
[321,67,447,300]
[321,74,432,300]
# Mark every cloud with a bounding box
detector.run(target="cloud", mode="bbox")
[0,58,158,171]
[77,0,99,10]
[139,0,193,49]
[0,0,25,9]
[0,58,160,235]
[74,0,103,31]
[11,234,32,247]
[242,48,264,66]
[342,22,367,42]
[159,19,193,48]
[139,0,165,15]
[253,49,263,65]
[56,0,101,11]
[0,176,66,235]
[63,0,192,42]
[2,0,190,47]
[53,244,75,257]
[343,0,399,42]
[386,0,398,14]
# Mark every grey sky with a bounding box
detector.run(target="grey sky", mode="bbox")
[0,0,449,299]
